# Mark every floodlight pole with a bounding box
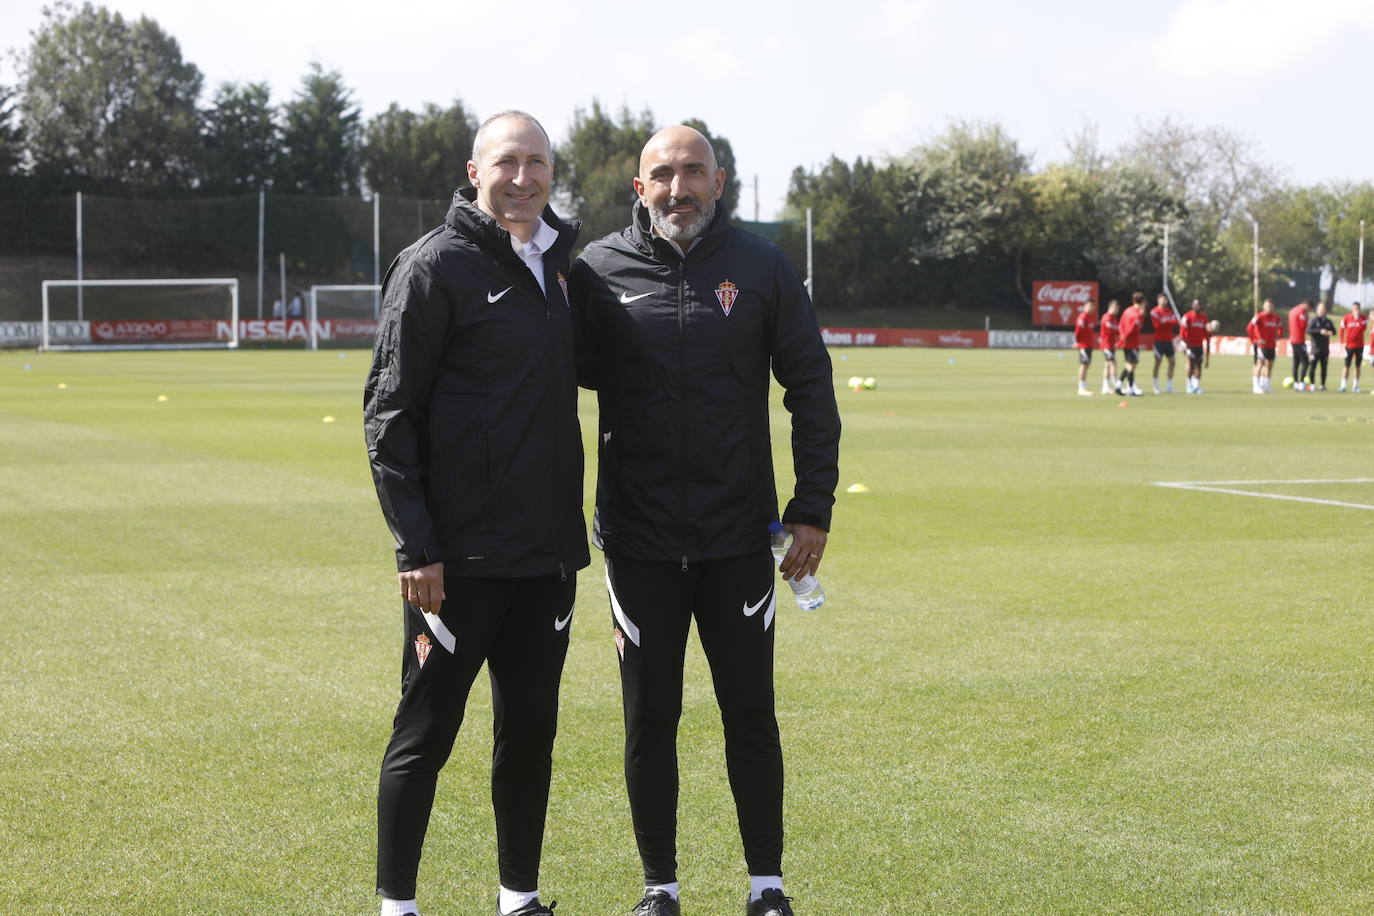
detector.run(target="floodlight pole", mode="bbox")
[279,252,287,340]
[1252,220,1260,313]
[1162,222,1168,285]
[257,190,265,319]
[76,191,84,321]
[805,207,814,305]
[373,194,382,319]
[1359,220,1366,305]
[1162,223,1179,319]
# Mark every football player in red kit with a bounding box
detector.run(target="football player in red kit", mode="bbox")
[1288,300,1311,391]
[1099,300,1121,395]
[1247,299,1283,394]
[1149,294,1180,394]
[1117,292,1146,396]
[1339,302,1367,393]
[1074,300,1097,396]
[1179,300,1210,394]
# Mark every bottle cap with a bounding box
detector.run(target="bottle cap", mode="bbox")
[768,521,784,535]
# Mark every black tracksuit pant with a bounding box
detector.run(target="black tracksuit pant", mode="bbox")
[1292,343,1309,387]
[1309,347,1329,386]
[605,552,784,885]
[376,572,575,899]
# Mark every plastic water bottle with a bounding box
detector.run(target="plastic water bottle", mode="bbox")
[768,521,826,611]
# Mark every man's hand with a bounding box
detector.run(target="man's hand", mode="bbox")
[778,523,827,582]
[399,562,445,614]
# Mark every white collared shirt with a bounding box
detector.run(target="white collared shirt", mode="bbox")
[510,217,559,296]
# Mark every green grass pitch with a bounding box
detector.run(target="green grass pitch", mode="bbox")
[1,346,1372,915]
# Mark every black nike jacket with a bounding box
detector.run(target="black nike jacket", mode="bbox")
[364,188,590,576]
[569,200,840,564]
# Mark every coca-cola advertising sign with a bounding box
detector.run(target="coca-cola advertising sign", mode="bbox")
[1031,281,1100,326]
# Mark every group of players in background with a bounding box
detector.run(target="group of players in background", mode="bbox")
[1073,292,1217,396]
[1071,292,1372,396]
[1276,299,1369,394]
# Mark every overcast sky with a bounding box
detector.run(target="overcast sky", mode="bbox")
[4,0,1372,219]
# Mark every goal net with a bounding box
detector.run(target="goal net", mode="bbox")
[41,278,240,351]
[308,284,381,350]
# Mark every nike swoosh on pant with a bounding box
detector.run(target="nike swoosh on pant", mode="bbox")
[743,585,774,617]
[620,291,652,304]
[423,611,457,653]
[743,585,778,631]
[488,286,513,303]
[605,565,641,647]
[554,601,574,632]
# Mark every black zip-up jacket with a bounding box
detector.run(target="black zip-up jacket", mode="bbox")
[1308,315,1335,352]
[569,200,840,564]
[363,188,589,576]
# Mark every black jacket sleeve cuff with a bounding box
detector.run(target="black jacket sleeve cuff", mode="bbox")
[781,505,830,532]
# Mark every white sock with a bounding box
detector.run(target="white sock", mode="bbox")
[498,886,539,914]
[749,876,783,902]
[646,882,680,901]
[381,899,417,916]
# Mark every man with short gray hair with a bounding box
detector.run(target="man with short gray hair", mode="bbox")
[365,109,585,916]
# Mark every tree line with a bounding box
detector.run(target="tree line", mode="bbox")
[2,3,473,200]
[0,5,736,244]
[778,122,1374,324]
[2,2,1369,325]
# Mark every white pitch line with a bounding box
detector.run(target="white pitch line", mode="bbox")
[1153,480,1374,512]
[1159,478,1374,486]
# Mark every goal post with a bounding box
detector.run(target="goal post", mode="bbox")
[41,278,240,351]
[308,284,382,351]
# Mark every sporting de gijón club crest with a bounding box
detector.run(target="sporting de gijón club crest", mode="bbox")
[414,633,432,668]
[715,280,739,316]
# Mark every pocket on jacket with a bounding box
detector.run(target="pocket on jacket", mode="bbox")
[427,398,492,549]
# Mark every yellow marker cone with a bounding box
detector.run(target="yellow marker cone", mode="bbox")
[845,482,870,493]
[322,416,336,423]
[157,395,168,402]
[57,383,67,389]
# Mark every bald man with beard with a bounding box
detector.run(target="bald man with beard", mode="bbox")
[570,126,841,916]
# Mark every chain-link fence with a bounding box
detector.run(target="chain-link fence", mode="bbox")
[0,192,452,327]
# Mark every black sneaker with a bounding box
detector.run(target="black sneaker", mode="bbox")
[499,899,556,915]
[630,889,680,915]
[746,888,795,916]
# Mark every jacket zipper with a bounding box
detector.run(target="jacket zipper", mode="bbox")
[676,261,686,333]
[676,259,688,569]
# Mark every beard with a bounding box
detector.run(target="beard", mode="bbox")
[648,194,716,243]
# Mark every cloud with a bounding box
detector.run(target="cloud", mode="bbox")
[873,0,940,45]
[1155,0,1374,80]
[851,91,923,160]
